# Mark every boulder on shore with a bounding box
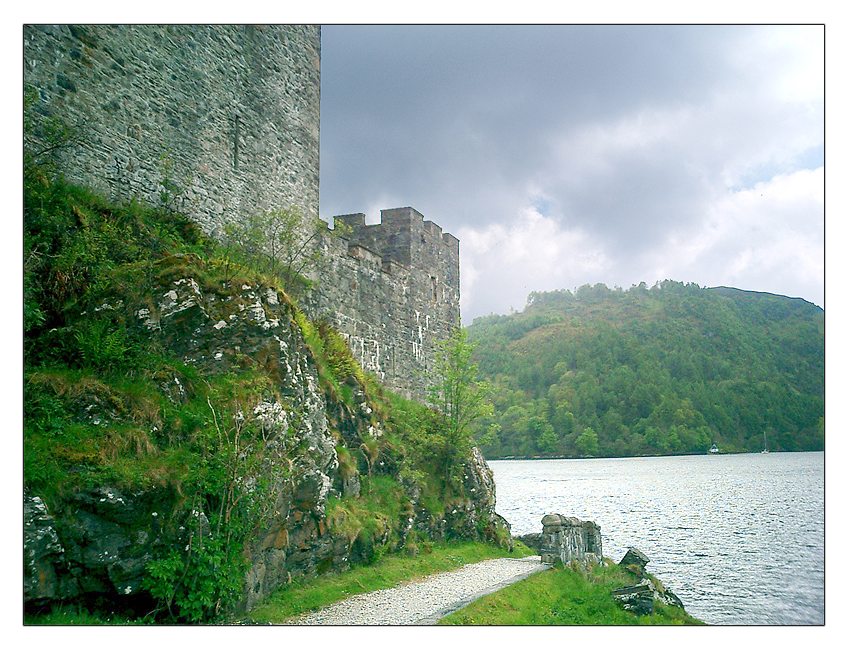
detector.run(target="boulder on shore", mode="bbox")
[514,533,542,553]
[611,549,686,615]
[611,583,654,616]
[618,547,650,575]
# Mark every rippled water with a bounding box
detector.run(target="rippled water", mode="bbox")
[490,452,824,625]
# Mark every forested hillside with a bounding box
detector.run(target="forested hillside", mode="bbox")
[467,281,824,458]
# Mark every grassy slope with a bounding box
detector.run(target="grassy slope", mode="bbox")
[23,173,516,622]
[440,563,703,625]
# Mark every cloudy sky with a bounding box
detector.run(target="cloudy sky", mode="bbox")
[319,25,823,323]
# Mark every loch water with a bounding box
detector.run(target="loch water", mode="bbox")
[490,451,824,625]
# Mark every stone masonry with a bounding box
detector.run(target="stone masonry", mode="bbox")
[23,25,320,236]
[539,513,603,567]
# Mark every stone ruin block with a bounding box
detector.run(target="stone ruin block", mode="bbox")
[538,513,602,567]
[612,549,686,615]
[611,583,655,616]
[618,546,650,576]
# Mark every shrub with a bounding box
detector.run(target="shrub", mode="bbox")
[73,318,136,370]
[145,529,247,622]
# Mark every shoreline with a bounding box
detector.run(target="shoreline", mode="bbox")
[487,449,821,462]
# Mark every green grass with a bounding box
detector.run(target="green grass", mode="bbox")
[23,361,279,508]
[246,540,536,623]
[325,475,405,552]
[25,605,140,625]
[439,562,704,625]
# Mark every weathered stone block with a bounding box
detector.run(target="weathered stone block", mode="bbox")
[538,513,603,567]
[612,575,686,615]
[619,547,650,575]
[611,583,655,615]
[24,494,73,602]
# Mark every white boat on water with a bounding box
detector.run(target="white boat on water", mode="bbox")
[761,431,770,453]
[709,443,719,454]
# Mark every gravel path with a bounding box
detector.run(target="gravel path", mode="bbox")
[285,555,548,625]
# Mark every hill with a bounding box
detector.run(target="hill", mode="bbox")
[466,281,824,458]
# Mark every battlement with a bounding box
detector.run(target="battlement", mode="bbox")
[332,207,459,271]
[316,206,461,398]
[442,232,460,255]
[334,213,366,230]
[380,206,423,226]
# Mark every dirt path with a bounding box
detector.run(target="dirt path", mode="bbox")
[285,555,548,625]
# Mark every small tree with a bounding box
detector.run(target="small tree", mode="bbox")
[222,207,330,294]
[429,328,494,490]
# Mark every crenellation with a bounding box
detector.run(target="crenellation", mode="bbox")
[441,231,460,253]
[422,220,443,237]
[380,206,421,225]
[334,213,366,230]
[311,205,459,399]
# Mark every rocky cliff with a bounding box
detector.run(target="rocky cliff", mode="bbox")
[23,193,509,621]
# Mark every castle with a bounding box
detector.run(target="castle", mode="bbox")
[24,24,459,399]
[316,208,460,397]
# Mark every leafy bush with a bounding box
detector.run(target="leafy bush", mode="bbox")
[145,527,247,622]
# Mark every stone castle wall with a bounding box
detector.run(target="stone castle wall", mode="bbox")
[24,25,460,398]
[23,24,320,235]
[309,207,460,400]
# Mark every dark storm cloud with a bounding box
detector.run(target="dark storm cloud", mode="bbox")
[320,25,728,223]
[319,24,823,319]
